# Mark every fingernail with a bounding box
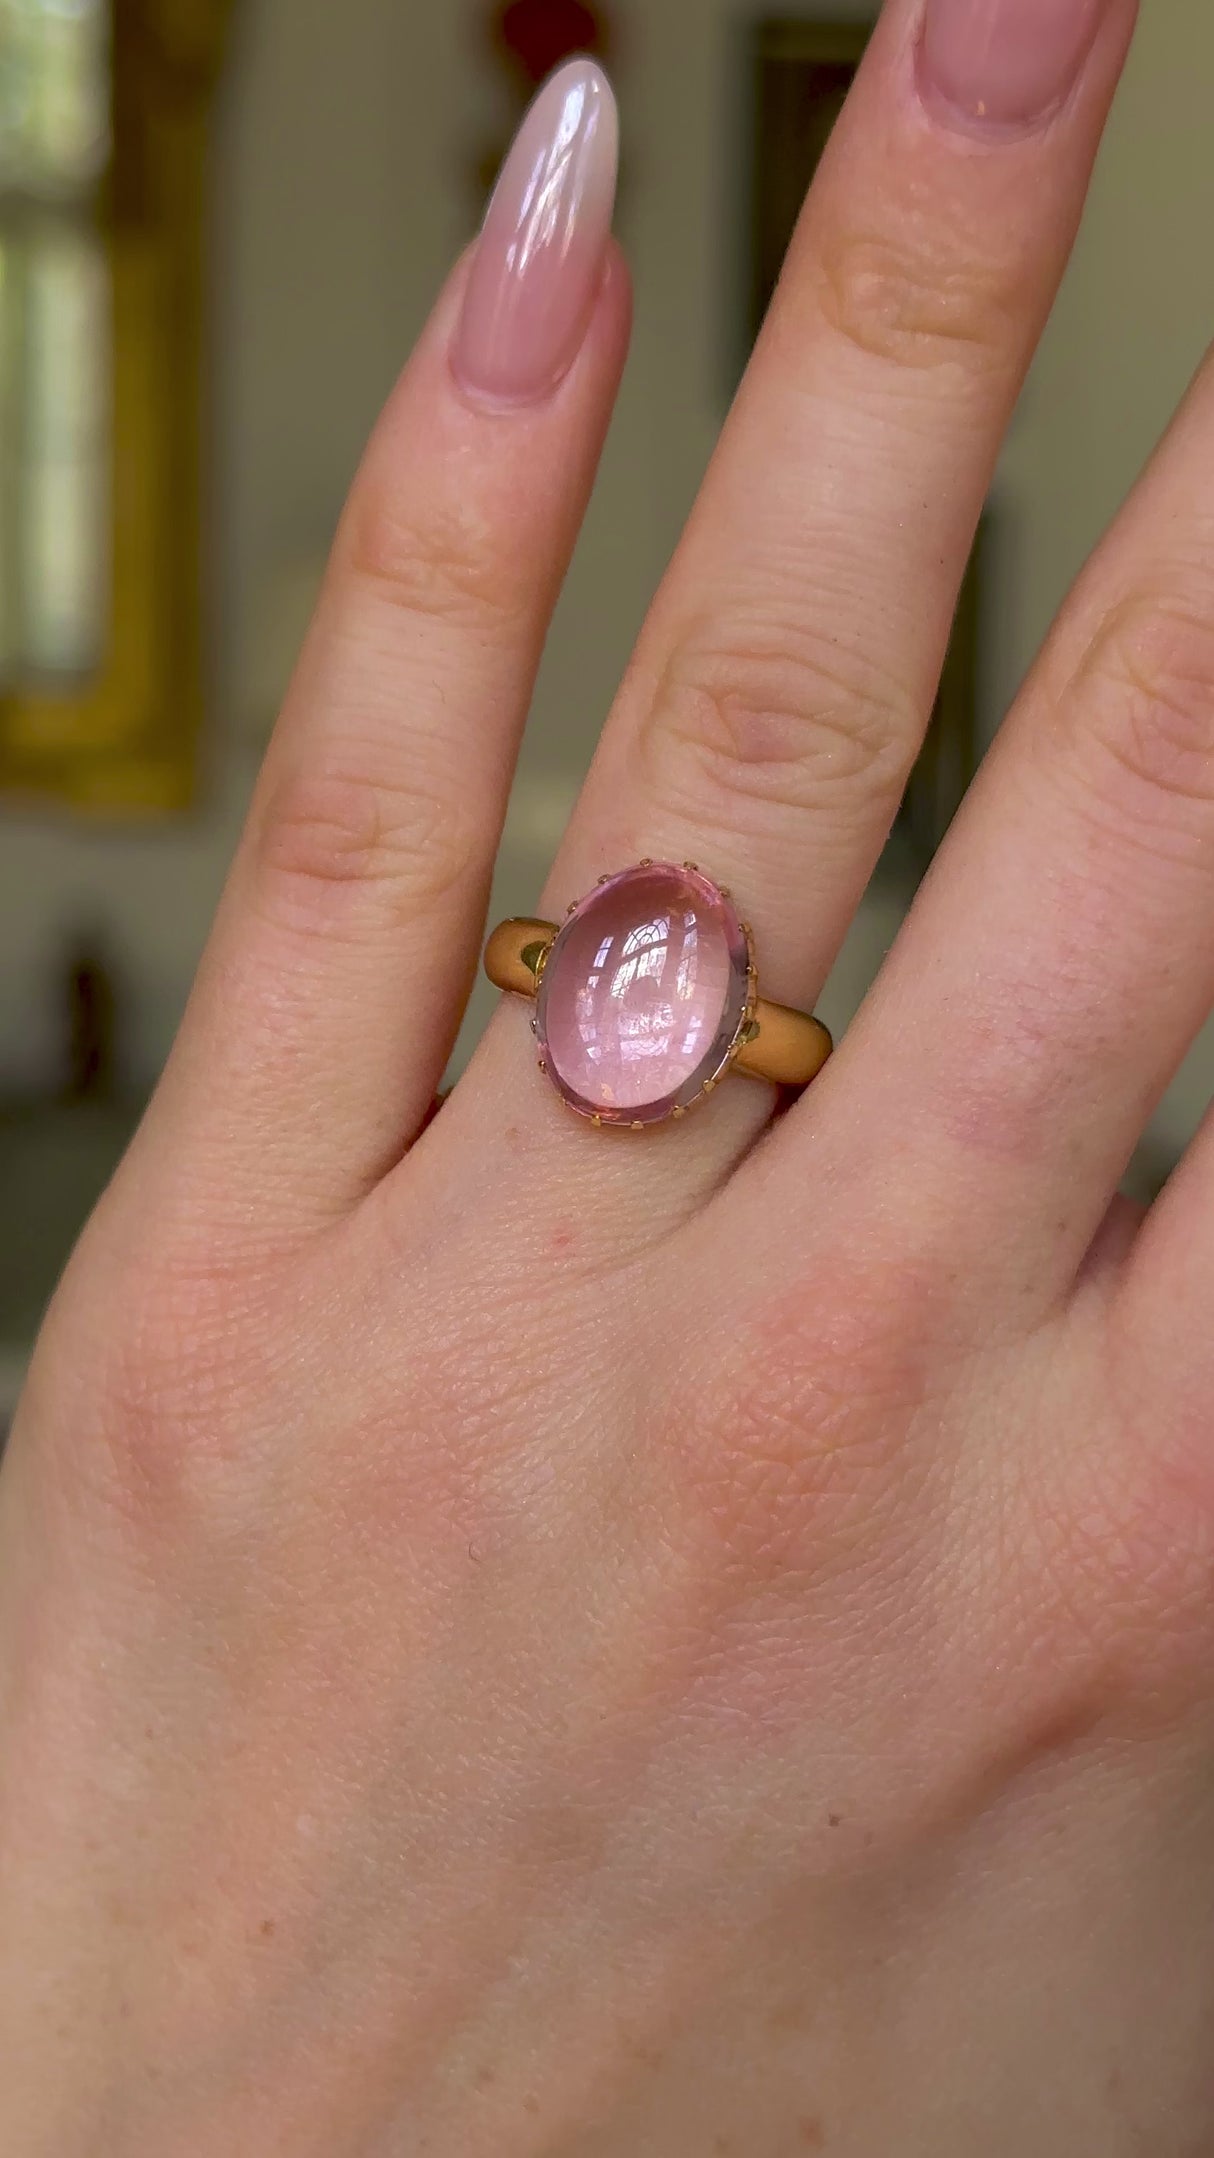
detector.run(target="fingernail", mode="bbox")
[920,0,1106,130]
[452,60,619,406]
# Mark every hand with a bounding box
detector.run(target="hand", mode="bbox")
[5,3,1213,2152]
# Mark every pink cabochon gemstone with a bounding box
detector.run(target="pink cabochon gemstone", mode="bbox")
[536,864,752,1125]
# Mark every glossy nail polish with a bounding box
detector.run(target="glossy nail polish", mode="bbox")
[921,0,1107,129]
[452,59,619,406]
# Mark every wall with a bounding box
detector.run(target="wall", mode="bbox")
[1,0,1212,1149]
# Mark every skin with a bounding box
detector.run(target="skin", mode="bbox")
[4,0,1214,2149]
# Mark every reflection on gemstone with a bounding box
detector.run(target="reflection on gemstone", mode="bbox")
[535,863,751,1125]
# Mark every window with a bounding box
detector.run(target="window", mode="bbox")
[0,0,231,811]
[0,0,111,686]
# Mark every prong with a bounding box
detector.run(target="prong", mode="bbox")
[537,1058,548,1075]
[672,1104,687,1120]
[639,856,653,869]
[631,1121,645,1133]
[683,859,700,872]
[591,1113,603,1129]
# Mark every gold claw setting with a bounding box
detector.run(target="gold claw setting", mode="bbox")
[484,862,832,1131]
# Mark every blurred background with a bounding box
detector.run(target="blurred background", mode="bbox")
[0,0,1211,1422]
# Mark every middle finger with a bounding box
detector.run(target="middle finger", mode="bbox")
[464,0,1137,1190]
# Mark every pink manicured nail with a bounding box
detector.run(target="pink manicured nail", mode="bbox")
[453,60,618,406]
[921,0,1107,129]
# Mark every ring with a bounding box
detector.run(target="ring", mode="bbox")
[484,861,833,1129]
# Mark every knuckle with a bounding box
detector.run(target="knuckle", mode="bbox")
[814,217,1014,376]
[341,478,513,632]
[1062,592,1214,832]
[674,1255,943,1588]
[51,1246,274,1545]
[642,615,916,831]
[1020,1450,1214,1728]
[1084,1312,1214,1688]
[253,763,479,931]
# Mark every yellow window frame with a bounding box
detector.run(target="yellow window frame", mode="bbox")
[0,0,231,813]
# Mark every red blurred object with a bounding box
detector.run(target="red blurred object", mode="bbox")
[495,1,608,85]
